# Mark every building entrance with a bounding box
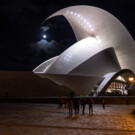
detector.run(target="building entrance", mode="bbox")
[106,76,128,96]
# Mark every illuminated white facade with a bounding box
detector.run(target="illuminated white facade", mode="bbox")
[33,6,135,96]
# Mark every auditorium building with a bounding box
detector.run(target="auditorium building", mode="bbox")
[0,6,135,97]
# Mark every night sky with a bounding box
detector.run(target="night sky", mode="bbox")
[0,0,135,71]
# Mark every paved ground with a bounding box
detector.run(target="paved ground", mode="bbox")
[0,103,135,135]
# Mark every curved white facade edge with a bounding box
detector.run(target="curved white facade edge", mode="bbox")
[33,56,58,73]
[46,6,135,73]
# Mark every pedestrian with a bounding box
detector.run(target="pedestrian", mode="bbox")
[73,98,79,115]
[64,98,67,108]
[67,99,73,116]
[82,98,86,114]
[102,99,105,109]
[88,98,94,114]
[58,98,61,108]
[79,98,83,109]
[58,98,63,108]
[60,98,64,108]
[76,99,80,115]
[126,99,129,105]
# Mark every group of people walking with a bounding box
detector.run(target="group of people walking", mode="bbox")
[58,97,106,116]
[66,98,95,116]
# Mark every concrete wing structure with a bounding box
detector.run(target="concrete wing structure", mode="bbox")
[33,6,135,96]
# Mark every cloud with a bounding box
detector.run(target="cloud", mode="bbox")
[41,26,50,32]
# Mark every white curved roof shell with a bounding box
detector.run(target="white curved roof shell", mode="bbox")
[33,5,135,95]
[43,37,102,74]
[40,5,135,74]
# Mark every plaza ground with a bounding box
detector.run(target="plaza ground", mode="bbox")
[0,103,135,135]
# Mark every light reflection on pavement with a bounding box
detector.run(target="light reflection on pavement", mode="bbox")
[0,103,135,135]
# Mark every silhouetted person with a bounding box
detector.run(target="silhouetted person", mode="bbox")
[58,98,63,108]
[126,99,129,105]
[58,98,61,108]
[76,99,80,115]
[88,98,94,114]
[69,92,74,99]
[82,99,86,114]
[73,98,79,115]
[64,98,67,108]
[67,99,73,116]
[61,98,64,108]
[78,98,82,108]
[102,99,105,109]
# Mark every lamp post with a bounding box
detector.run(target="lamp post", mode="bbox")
[128,76,134,96]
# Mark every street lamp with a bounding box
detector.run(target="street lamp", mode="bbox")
[129,77,134,82]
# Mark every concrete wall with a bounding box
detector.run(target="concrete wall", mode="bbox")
[0,96,135,104]
[0,71,73,97]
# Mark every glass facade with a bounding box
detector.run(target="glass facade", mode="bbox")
[106,81,127,96]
